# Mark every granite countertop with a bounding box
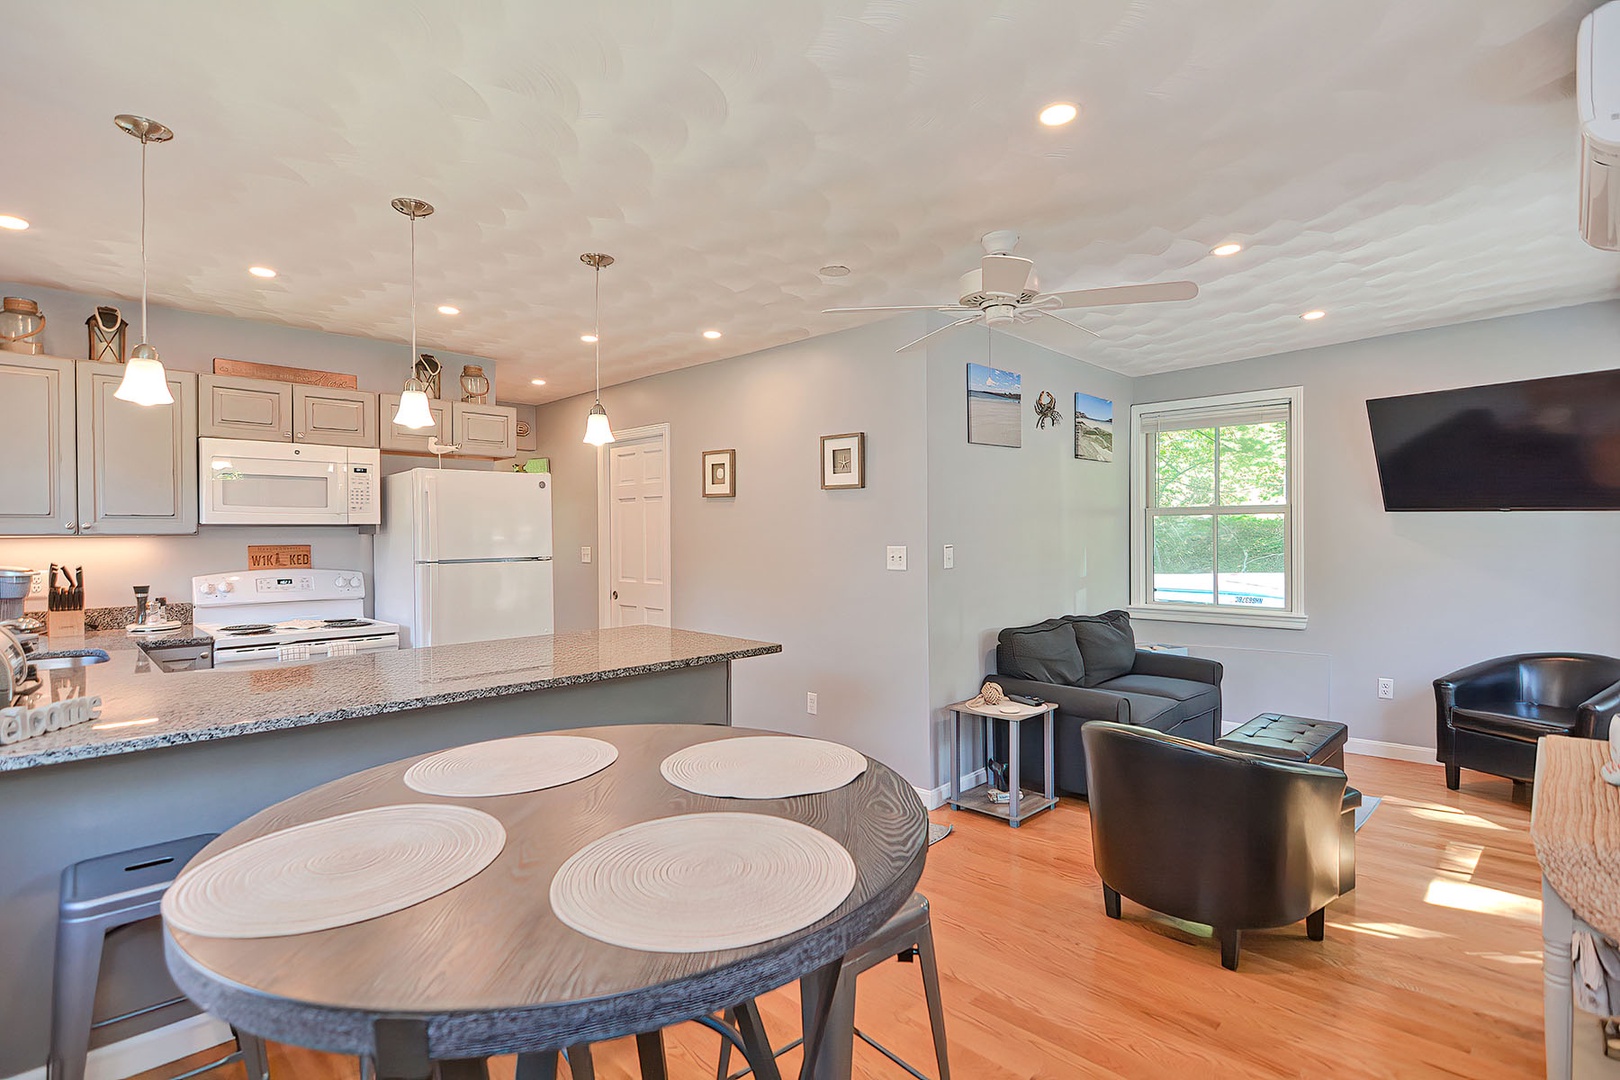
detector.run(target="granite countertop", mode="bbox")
[0,626,780,773]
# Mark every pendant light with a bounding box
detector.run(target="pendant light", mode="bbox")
[113,115,175,407]
[581,252,615,446]
[391,197,437,429]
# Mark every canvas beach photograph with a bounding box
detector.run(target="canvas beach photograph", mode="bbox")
[967,362,1021,447]
[1074,392,1114,461]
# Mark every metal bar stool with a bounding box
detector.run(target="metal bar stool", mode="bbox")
[50,834,270,1080]
[717,893,950,1080]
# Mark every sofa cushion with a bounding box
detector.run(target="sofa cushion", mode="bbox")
[1451,702,1579,743]
[1070,610,1136,687]
[1101,674,1222,717]
[996,622,1086,685]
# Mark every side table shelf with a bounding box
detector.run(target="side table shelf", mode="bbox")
[945,697,1058,828]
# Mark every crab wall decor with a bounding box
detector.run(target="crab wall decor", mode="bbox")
[1034,390,1062,429]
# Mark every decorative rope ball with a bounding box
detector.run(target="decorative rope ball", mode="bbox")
[972,682,1006,707]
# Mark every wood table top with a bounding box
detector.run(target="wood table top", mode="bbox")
[164,723,927,1061]
[1531,735,1620,940]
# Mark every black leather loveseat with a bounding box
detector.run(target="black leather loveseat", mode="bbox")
[990,610,1222,795]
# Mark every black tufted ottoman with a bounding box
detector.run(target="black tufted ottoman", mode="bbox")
[1217,713,1348,770]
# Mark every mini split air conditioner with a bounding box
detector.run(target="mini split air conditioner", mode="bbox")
[1579,2,1620,249]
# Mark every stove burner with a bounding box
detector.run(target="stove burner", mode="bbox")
[322,618,369,628]
[219,624,272,634]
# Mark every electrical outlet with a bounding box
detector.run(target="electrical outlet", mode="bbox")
[806,692,818,715]
[581,546,592,564]
[1377,677,1394,700]
[29,571,45,597]
[942,544,955,569]
[886,545,907,571]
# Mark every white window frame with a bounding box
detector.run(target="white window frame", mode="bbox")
[1128,386,1306,630]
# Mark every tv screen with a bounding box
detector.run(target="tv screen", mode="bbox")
[1366,369,1620,511]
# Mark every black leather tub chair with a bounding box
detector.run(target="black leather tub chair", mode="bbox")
[1082,721,1355,970]
[1435,653,1620,790]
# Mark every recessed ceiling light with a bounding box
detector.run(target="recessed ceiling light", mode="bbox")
[0,215,29,231]
[702,329,723,339]
[1039,102,1080,126]
[248,266,277,278]
[530,378,547,386]
[818,264,850,277]
[437,304,460,316]
[1300,309,1326,321]
[1210,242,1243,257]
[580,333,598,343]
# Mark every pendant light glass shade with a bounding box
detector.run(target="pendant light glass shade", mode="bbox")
[580,253,616,446]
[394,379,436,429]
[392,197,436,429]
[113,343,173,406]
[113,115,174,407]
[583,401,615,446]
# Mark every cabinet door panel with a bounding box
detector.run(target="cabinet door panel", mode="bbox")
[0,355,76,534]
[380,393,451,454]
[77,365,198,535]
[294,385,377,447]
[199,375,292,440]
[452,402,518,458]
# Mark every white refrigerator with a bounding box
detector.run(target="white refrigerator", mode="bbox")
[374,469,554,648]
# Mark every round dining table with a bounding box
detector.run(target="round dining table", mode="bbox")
[163,723,928,1080]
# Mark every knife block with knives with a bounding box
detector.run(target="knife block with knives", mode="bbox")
[45,564,84,640]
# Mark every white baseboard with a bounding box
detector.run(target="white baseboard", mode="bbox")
[1345,736,1436,764]
[3,1014,234,1080]
[917,767,990,810]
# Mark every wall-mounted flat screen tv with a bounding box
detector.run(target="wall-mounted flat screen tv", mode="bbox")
[1366,368,1620,511]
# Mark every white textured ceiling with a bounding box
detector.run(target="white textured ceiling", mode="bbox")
[1,1,1615,403]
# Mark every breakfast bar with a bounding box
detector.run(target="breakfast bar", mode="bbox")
[0,625,780,1079]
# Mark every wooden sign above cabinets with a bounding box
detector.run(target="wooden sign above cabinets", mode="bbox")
[247,544,313,570]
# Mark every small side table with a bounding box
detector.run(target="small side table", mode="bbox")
[945,697,1058,827]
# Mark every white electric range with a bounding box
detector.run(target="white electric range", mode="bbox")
[192,569,400,670]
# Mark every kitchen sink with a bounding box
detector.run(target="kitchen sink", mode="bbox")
[30,651,111,670]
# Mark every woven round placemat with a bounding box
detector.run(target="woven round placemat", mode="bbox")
[549,812,856,952]
[659,735,867,799]
[404,734,618,798]
[162,804,506,939]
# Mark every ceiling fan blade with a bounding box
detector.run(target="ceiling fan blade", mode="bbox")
[979,255,1035,297]
[823,304,972,314]
[895,314,982,352]
[1035,308,1102,339]
[1049,280,1199,309]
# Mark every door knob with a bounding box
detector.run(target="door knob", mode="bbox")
[612,590,619,600]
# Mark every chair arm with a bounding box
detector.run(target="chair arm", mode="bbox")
[1132,650,1223,686]
[1434,657,1522,710]
[1577,678,1620,739]
[986,676,1131,724]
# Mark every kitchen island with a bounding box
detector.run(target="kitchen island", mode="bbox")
[0,625,780,1078]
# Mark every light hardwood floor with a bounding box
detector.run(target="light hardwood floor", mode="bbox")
[143,754,1548,1079]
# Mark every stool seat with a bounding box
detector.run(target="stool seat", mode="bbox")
[1218,713,1349,769]
[50,835,268,1080]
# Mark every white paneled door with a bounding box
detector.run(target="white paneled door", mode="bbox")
[605,431,670,627]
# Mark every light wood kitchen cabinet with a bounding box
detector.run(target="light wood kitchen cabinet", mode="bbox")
[199,374,293,441]
[380,393,452,453]
[76,364,198,535]
[0,355,77,535]
[452,402,518,458]
[294,384,377,447]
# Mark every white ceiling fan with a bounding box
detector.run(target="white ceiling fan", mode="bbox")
[824,230,1199,351]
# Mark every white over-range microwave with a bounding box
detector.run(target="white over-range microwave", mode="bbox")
[199,438,381,525]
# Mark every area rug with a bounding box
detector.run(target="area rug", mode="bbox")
[928,821,952,845]
[1354,795,1382,832]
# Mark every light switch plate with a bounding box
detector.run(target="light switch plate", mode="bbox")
[942,544,955,570]
[886,545,907,571]
[806,692,818,715]
[581,546,592,564]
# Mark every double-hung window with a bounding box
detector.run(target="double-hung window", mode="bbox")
[1129,387,1305,628]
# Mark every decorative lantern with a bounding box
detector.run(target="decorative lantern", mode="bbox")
[86,306,128,364]
[0,297,46,355]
